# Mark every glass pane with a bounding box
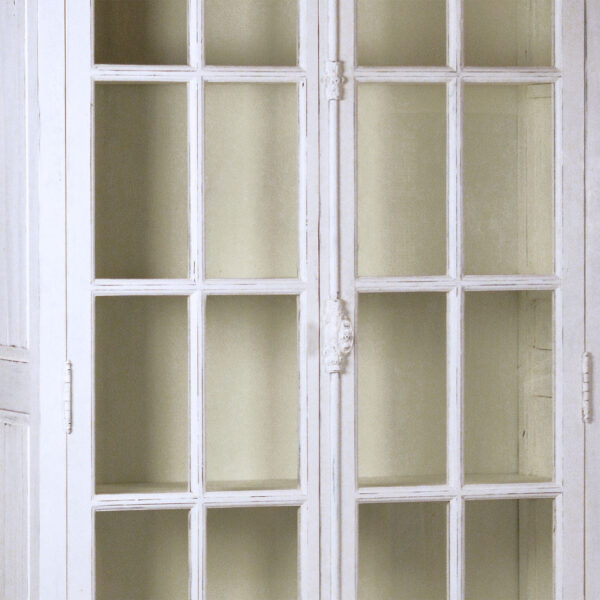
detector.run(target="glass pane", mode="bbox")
[95,0,188,65]
[207,507,298,599]
[95,296,188,493]
[357,0,446,66]
[96,510,189,600]
[205,295,298,491]
[465,291,553,484]
[205,0,297,66]
[358,84,446,277]
[95,83,188,279]
[464,84,554,275]
[465,0,553,67]
[359,293,446,487]
[359,502,448,599]
[466,499,554,600]
[205,83,298,278]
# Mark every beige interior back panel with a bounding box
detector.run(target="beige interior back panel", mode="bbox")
[358,84,447,277]
[95,83,189,280]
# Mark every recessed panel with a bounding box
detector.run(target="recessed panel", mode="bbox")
[205,295,298,491]
[95,0,188,65]
[358,84,447,277]
[464,84,554,275]
[359,502,448,599]
[95,296,189,493]
[205,83,298,278]
[207,507,298,599]
[464,0,553,67]
[96,510,189,600]
[465,291,553,484]
[95,83,189,279]
[466,499,554,600]
[205,0,297,66]
[359,293,446,487]
[357,0,446,66]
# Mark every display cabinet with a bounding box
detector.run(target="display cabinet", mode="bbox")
[2,0,600,598]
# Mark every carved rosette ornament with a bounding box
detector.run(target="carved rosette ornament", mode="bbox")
[324,299,354,373]
[325,60,345,101]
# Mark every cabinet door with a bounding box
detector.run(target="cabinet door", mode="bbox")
[66,1,320,598]
[326,0,586,597]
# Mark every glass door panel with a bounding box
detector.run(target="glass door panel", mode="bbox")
[463,83,554,276]
[204,83,298,279]
[358,293,447,487]
[465,499,554,599]
[206,507,298,599]
[204,0,298,66]
[464,0,553,67]
[95,509,190,600]
[205,295,299,491]
[95,83,189,279]
[94,0,188,65]
[358,502,448,599]
[357,83,447,277]
[95,296,189,493]
[356,0,446,66]
[464,291,553,484]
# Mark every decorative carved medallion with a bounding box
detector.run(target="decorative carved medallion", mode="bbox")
[324,299,354,373]
[325,60,345,101]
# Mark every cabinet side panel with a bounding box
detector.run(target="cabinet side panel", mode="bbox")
[0,411,30,600]
[0,0,28,361]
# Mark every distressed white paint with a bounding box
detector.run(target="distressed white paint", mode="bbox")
[0,0,28,362]
[66,1,320,599]
[0,0,592,597]
[585,1,600,597]
[0,410,29,600]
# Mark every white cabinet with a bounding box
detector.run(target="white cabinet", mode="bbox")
[1,0,598,598]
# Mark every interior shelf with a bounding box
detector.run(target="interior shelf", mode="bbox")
[95,509,189,600]
[358,293,447,487]
[465,291,554,484]
[207,506,298,599]
[95,296,189,494]
[465,499,553,599]
[205,295,299,492]
[94,0,188,65]
[357,83,447,277]
[359,502,447,599]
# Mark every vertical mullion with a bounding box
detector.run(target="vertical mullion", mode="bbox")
[448,282,463,600]
[448,496,463,600]
[448,79,458,280]
[197,76,205,283]
[198,291,207,599]
[190,504,201,600]
[189,80,199,282]
[298,79,309,284]
[189,0,202,588]
[188,0,199,68]
[197,0,206,593]
[189,290,200,497]
[447,0,461,71]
